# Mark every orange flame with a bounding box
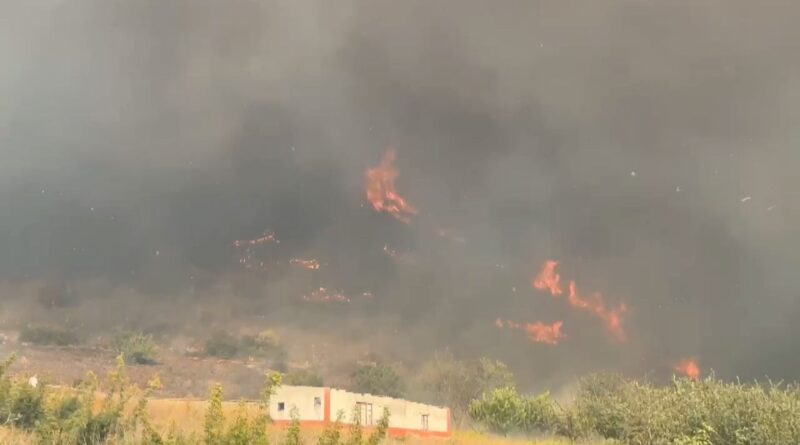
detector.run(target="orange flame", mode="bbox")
[365,149,418,223]
[568,281,627,341]
[675,359,701,380]
[533,260,563,296]
[495,318,564,345]
[524,321,565,345]
[533,260,628,342]
[290,258,321,270]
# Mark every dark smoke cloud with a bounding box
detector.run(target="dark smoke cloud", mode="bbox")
[1,1,799,385]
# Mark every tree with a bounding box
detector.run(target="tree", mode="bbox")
[351,363,404,398]
[417,352,514,424]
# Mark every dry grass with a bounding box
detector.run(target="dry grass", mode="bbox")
[0,396,603,445]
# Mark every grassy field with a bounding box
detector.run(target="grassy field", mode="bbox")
[0,428,594,445]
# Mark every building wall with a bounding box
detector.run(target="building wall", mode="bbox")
[329,389,449,433]
[269,385,451,437]
[269,386,327,422]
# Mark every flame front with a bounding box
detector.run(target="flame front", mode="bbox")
[365,149,418,223]
[302,287,350,303]
[533,260,563,296]
[675,359,701,380]
[568,281,628,342]
[233,231,279,270]
[290,258,320,270]
[524,321,565,344]
[533,260,628,342]
[496,318,564,345]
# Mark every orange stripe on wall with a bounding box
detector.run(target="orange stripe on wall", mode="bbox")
[323,387,331,423]
[272,420,453,438]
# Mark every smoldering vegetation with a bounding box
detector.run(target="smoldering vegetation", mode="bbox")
[1,0,799,391]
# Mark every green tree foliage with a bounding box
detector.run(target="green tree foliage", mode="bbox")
[351,363,404,398]
[0,354,46,428]
[468,372,800,445]
[417,352,514,425]
[204,384,225,445]
[365,408,390,445]
[317,411,344,445]
[282,407,303,445]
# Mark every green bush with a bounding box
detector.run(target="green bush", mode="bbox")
[283,369,324,387]
[113,331,158,365]
[19,325,79,346]
[0,355,46,429]
[468,373,800,445]
[351,363,404,398]
[417,353,514,424]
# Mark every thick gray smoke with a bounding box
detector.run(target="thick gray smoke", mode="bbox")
[1,1,799,384]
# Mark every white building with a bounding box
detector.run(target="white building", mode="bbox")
[269,386,452,438]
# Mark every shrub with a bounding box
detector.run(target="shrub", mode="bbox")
[468,372,800,445]
[205,331,240,359]
[113,331,158,365]
[0,355,46,429]
[351,363,404,398]
[240,330,288,365]
[19,325,79,346]
[283,369,324,387]
[204,384,225,445]
[468,386,525,436]
[283,407,303,445]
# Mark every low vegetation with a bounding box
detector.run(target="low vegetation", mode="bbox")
[469,372,800,445]
[282,369,324,387]
[204,330,288,367]
[18,325,79,347]
[0,353,389,445]
[3,344,799,445]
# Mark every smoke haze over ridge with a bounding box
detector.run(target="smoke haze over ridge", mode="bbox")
[1,1,799,385]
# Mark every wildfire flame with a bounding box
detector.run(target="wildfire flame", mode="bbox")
[568,281,627,342]
[233,231,278,248]
[301,288,376,304]
[675,359,701,380]
[233,231,279,270]
[496,318,564,345]
[302,287,351,303]
[533,260,628,341]
[290,258,321,270]
[533,260,563,296]
[365,149,418,223]
[524,321,565,345]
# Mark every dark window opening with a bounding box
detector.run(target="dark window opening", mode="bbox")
[421,414,429,431]
[356,402,373,426]
[277,402,285,412]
